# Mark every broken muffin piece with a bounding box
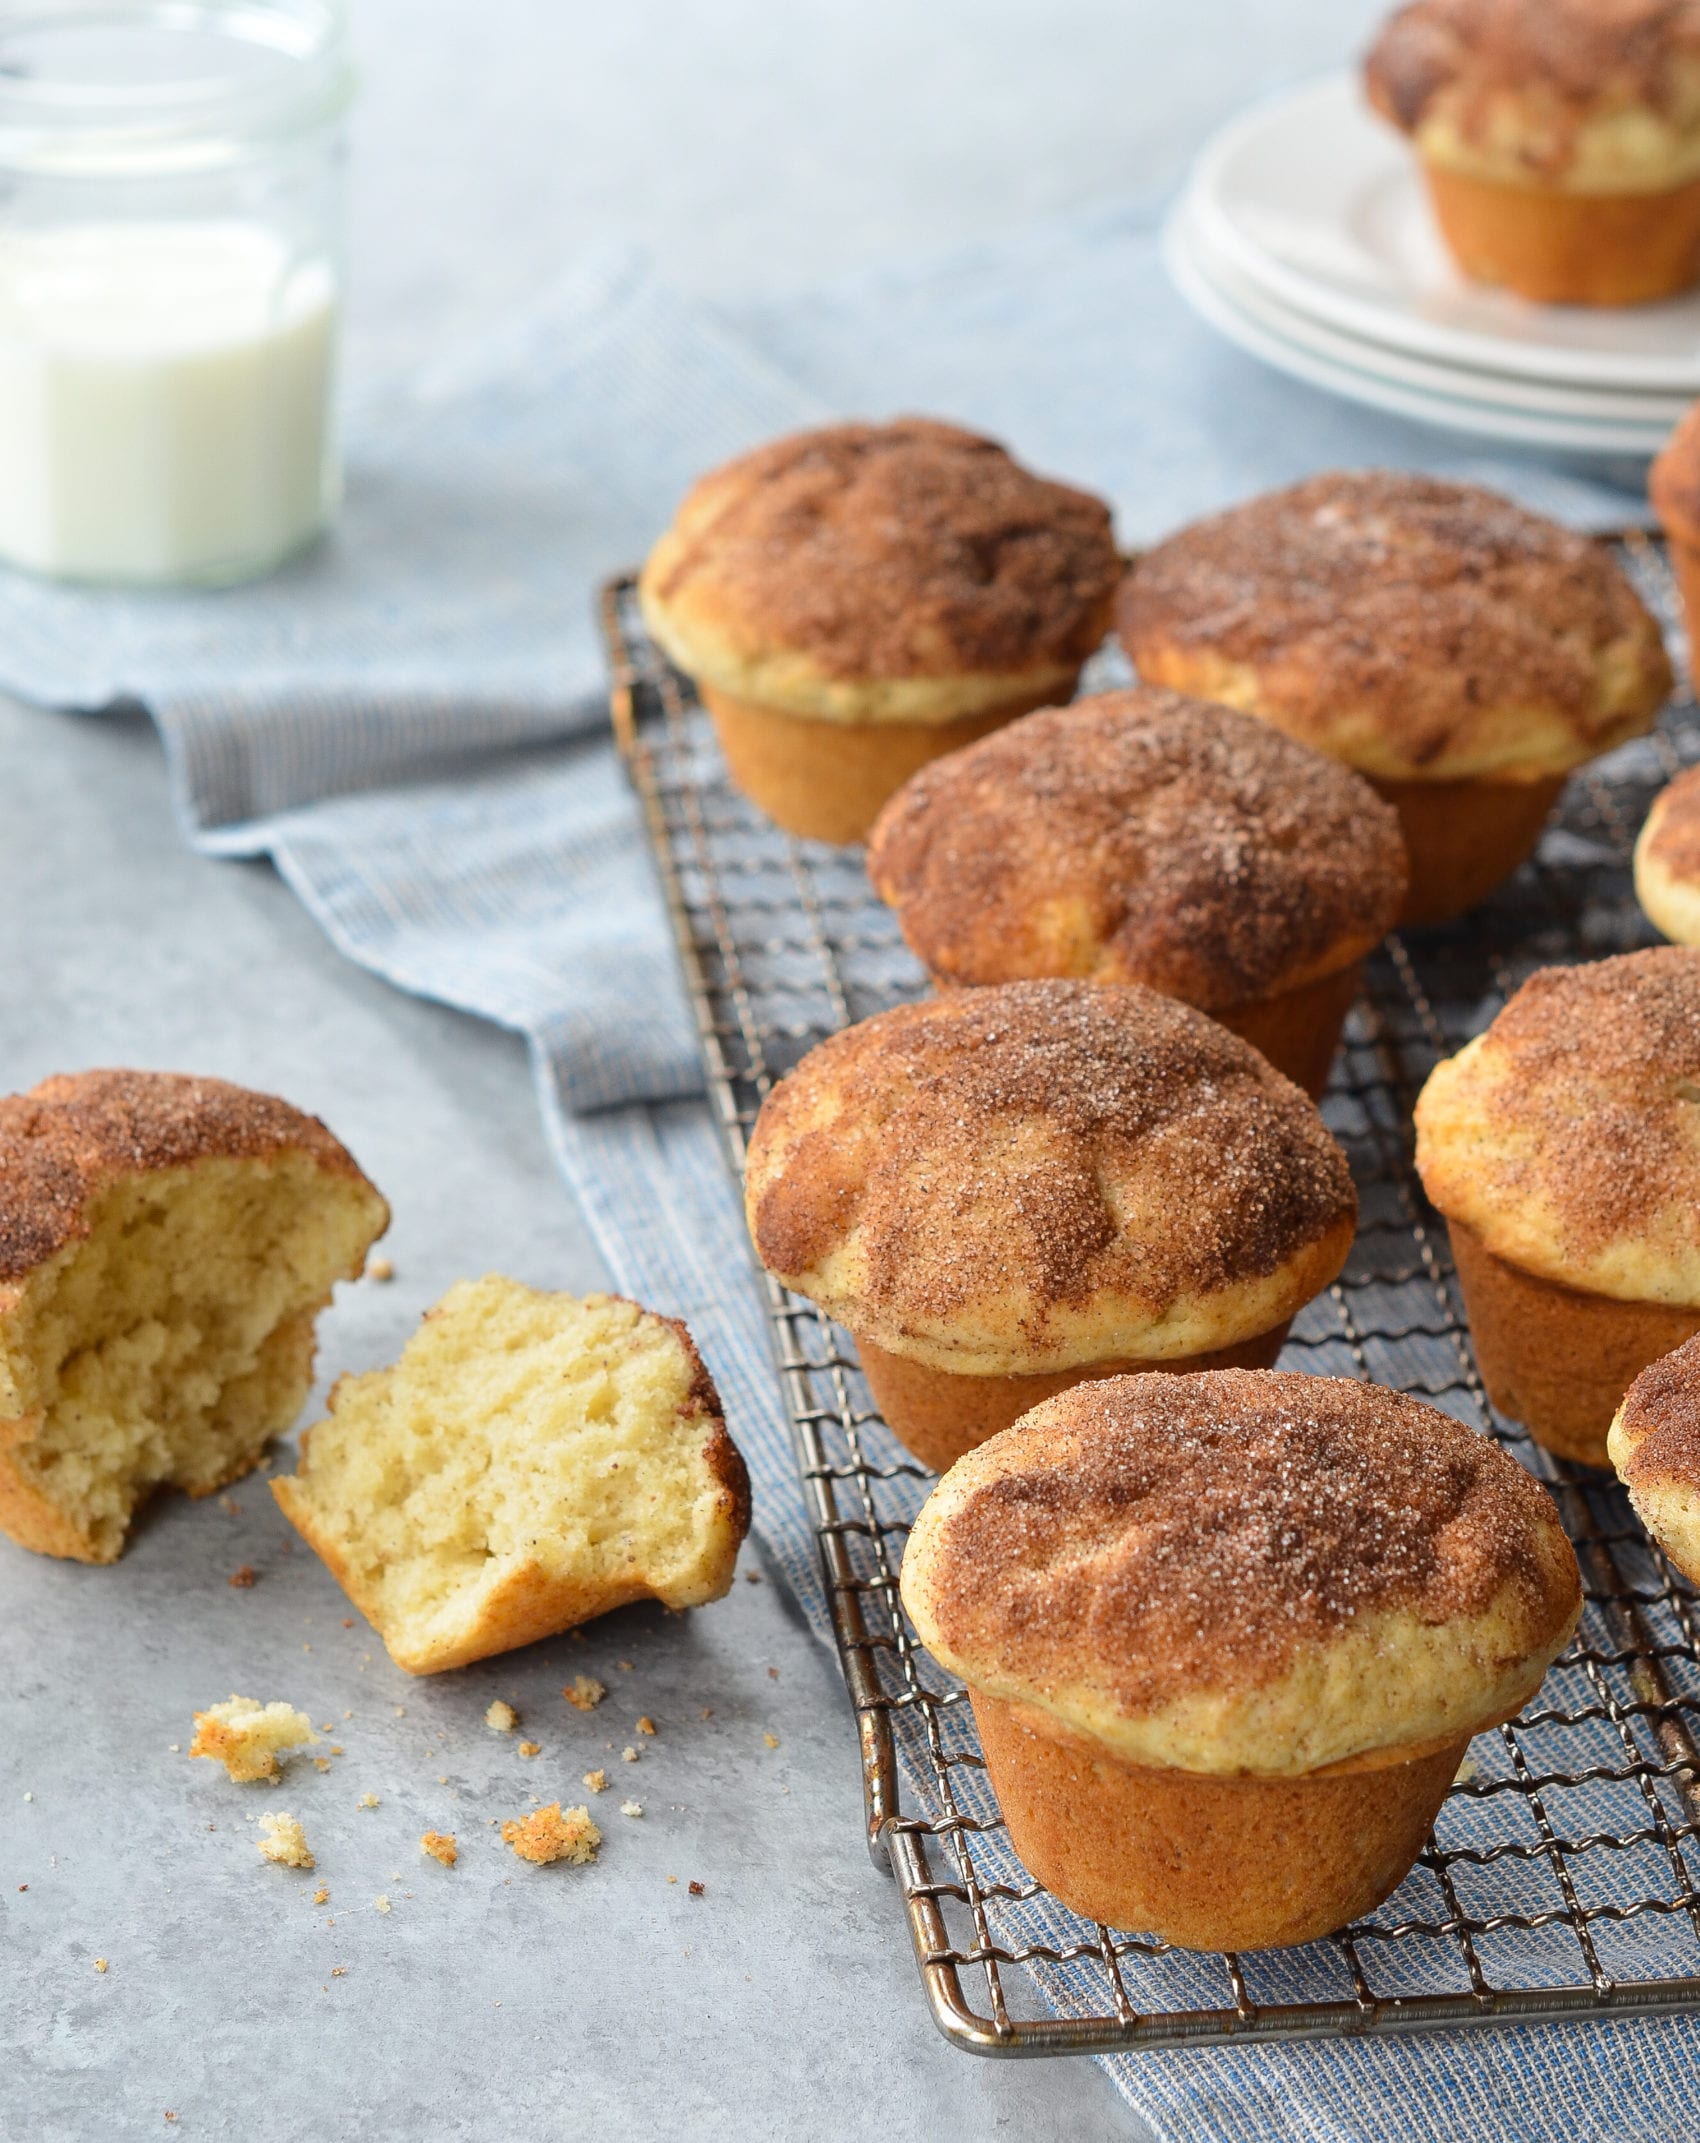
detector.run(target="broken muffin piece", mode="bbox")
[257,1812,314,1868]
[271,1276,750,1674]
[502,1803,600,1866]
[0,1071,389,1563]
[191,1697,318,1783]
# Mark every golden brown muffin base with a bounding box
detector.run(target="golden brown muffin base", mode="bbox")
[1218,961,1363,1101]
[1422,163,1700,307]
[1668,537,1700,701]
[1370,771,1566,926]
[1449,1218,1700,1467]
[701,680,1071,846]
[856,1323,1291,1474]
[971,1692,1466,1950]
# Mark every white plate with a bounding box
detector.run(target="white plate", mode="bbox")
[1165,209,1670,459]
[1179,199,1693,427]
[1191,75,1700,394]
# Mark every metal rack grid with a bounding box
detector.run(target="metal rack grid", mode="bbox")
[602,534,1700,2057]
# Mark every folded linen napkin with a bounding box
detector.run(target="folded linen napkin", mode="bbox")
[0,208,1684,2143]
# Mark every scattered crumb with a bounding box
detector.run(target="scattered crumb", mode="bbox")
[342,1618,354,1628]
[621,1747,639,1764]
[616,1660,634,1673]
[668,1875,677,1884]
[314,1759,331,1773]
[228,1565,257,1589]
[583,1769,608,1794]
[366,1255,395,1281]
[190,1697,318,1783]
[358,1793,379,1810]
[502,1804,601,1866]
[745,1570,761,1584]
[564,1675,606,1712]
[689,1881,705,1897]
[94,1958,108,1973]
[257,1812,314,1869]
[438,1774,449,1785]
[421,1832,458,1867]
[763,1733,779,1749]
[219,1496,242,1515]
[485,1700,518,1733]
[22,1792,31,1802]
[319,1722,334,1732]
[330,1746,344,1756]
[331,1966,347,1977]
[168,1745,179,1753]
[374,1895,392,1914]
[620,1800,643,1818]
[636,1717,657,1736]
[16,1885,25,1893]
[767,1667,779,1681]
[518,1741,542,1759]
[165,2115,177,2124]
[313,1885,329,1906]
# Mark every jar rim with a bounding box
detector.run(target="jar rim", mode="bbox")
[0,1,354,172]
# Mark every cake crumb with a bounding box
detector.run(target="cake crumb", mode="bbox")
[767,1666,779,1680]
[421,1831,458,1867]
[314,1758,331,1773]
[583,1769,608,1793]
[763,1733,780,1749]
[190,1696,318,1783]
[564,1675,606,1712]
[485,1700,518,1732]
[517,1740,542,1758]
[342,1617,353,1627]
[374,1895,391,1914]
[331,1966,347,1977]
[617,1660,634,1673]
[745,1569,761,1584]
[257,1812,314,1869]
[620,1800,643,1818]
[689,1881,705,1896]
[358,1793,379,1810]
[502,1803,601,1866]
[313,1885,329,1905]
[366,1255,395,1281]
[228,1565,256,1588]
[93,1958,108,1973]
[636,1716,657,1736]
[700,1707,713,1720]
[621,1746,639,1764]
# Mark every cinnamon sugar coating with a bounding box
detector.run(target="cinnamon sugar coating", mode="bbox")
[1416,948,1700,1305]
[900,1369,1581,1775]
[1635,765,1700,946]
[1608,1337,1700,1581]
[745,981,1356,1376]
[1120,473,1670,782]
[1653,402,1700,550]
[866,689,1407,1009]
[1367,1,1700,192]
[0,1070,373,1285]
[638,419,1121,726]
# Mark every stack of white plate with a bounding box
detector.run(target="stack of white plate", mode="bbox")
[1167,76,1700,462]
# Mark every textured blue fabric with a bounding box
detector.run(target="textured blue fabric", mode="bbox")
[0,206,1685,2138]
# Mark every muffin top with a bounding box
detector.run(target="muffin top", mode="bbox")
[1415,949,1700,1304]
[744,980,1357,1376]
[1609,1332,1700,1486]
[1119,472,1671,782]
[900,1369,1581,1776]
[1652,401,1700,550]
[0,1070,382,1290]
[866,689,1408,1009]
[1635,764,1700,945]
[1366,0,1700,194]
[638,419,1121,726]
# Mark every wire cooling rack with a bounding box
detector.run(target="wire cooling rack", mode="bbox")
[603,534,1700,2057]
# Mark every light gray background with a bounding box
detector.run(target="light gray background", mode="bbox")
[1,3,1382,2136]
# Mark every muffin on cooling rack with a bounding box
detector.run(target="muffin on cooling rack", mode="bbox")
[865,688,1408,1099]
[637,419,1122,846]
[1652,403,1700,696]
[1635,763,1700,942]
[1416,949,1700,1466]
[1608,1335,1700,1584]
[900,1369,1581,1950]
[1365,0,1700,306]
[743,979,1357,1472]
[1119,473,1671,926]
[0,1071,388,1564]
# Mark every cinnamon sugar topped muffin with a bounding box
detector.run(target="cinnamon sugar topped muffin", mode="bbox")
[1608,1335,1700,1582]
[1635,764,1700,944]
[1652,404,1700,697]
[866,688,1406,1094]
[1121,473,1671,922]
[640,419,1120,844]
[1366,0,1700,303]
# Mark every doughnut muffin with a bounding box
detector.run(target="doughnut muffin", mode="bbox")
[1366,0,1700,305]
[1416,949,1700,1465]
[865,688,1408,1098]
[1634,763,1700,942]
[273,1276,750,1673]
[638,419,1121,845]
[0,1071,388,1563]
[744,980,1357,1471]
[1652,403,1700,695]
[1608,1336,1700,1583]
[900,1370,1581,1949]
[1120,474,1671,925]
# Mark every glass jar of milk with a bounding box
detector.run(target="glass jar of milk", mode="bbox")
[0,1,353,587]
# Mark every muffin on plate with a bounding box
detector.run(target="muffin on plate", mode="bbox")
[1366,0,1700,306]
[865,687,1408,1098]
[900,1369,1581,1949]
[743,979,1357,1472]
[1652,402,1700,694]
[1415,948,1700,1466]
[638,419,1121,845]
[1608,1335,1700,1583]
[1120,473,1671,925]
[1634,763,1700,942]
